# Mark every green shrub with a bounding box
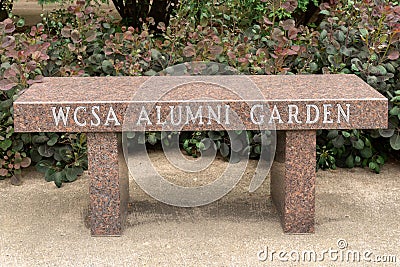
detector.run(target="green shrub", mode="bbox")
[1,0,399,186]
[313,0,400,171]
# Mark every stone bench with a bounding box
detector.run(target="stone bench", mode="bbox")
[13,74,387,236]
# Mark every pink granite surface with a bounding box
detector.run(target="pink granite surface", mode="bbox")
[271,131,316,233]
[13,75,388,132]
[87,133,128,236]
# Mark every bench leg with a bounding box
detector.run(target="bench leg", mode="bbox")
[87,133,129,236]
[271,130,316,233]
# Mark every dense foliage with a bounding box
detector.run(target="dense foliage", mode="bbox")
[0,0,399,186]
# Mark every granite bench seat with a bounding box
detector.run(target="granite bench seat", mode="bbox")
[13,74,388,236]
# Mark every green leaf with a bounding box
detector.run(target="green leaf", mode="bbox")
[47,135,59,146]
[220,143,229,157]
[196,142,205,151]
[21,134,32,144]
[44,168,57,182]
[32,135,49,144]
[147,133,157,145]
[58,146,72,161]
[0,139,12,151]
[101,60,114,74]
[345,154,354,168]
[332,135,345,148]
[376,156,384,165]
[30,148,42,162]
[54,170,65,188]
[16,18,25,28]
[208,131,222,141]
[126,132,136,139]
[389,107,400,116]
[319,10,330,15]
[144,69,157,76]
[36,159,54,173]
[327,130,338,139]
[352,139,364,150]
[319,29,327,40]
[342,131,351,138]
[379,128,394,138]
[309,62,319,72]
[231,139,243,152]
[137,133,146,145]
[376,65,387,75]
[368,161,377,170]
[38,144,55,157]
[253,145,261,155]
[65,167,83,182]
[360,147,373,158]
[390,133,400,150]
[0,99,13,110]
[359,28,368,38]
[183,139,189,149]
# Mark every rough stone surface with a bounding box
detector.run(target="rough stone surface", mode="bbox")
[13,75,388,132]
[87,133,128,236]
[271,131,316,233]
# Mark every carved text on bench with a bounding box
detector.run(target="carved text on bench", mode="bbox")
[51,103,351,127]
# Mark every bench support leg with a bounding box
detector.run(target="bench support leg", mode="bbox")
[271,130,316,233]
[87,133,129,236]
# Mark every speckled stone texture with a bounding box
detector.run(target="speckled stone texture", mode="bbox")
[271,130,316,233]
[87,133,128,236]
[13,75,388,132]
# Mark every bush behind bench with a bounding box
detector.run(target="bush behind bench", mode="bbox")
[0,0,399,186]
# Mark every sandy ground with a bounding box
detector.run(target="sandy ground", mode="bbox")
[0,149,399,266]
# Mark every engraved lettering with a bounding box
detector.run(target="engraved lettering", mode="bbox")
[51,106,70,126]
[73,106,87,126]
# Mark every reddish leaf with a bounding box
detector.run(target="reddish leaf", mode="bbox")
[61,26,71,38]
[27,75,44,85]
[4,18,15,33]
[183,45,196,57]
[280,19,295,31]
[30,26,37,36]
[0,80,17,91]
[20,157,31,168]
[263,17,273,25]
[85,30,97,42]
[209,45,223,56]
[0,168,8,176]
[388,50,399,60]
[68,43,76,52]
[281,0,297,12]
[10,175,22,186]
[288,28,300,40]
[71,29,81,43]
[26,61,37,72]
[1,36,15,48]
[227,51,236,59]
